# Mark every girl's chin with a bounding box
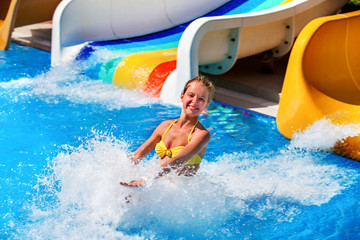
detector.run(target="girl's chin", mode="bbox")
[185,110,200,117]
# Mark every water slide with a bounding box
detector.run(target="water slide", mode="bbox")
[277,10,360,161]
[50,0,347,104]
[0,0,61,50]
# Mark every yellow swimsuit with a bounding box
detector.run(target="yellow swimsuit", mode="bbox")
[155,119,202,165]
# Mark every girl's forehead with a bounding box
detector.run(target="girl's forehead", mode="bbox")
[186,82,209,95]
[187,82,205,90]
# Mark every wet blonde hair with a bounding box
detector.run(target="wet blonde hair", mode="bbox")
[182,75,215,103]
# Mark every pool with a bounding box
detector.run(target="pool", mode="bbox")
[1,43,359,239]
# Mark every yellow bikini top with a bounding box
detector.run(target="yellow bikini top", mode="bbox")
[155,119,202,165]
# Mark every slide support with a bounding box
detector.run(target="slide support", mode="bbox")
[0,0,20,50]
[199,28,240,75]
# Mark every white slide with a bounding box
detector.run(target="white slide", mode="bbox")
[162,0,348,103]
[51,0,348,104]
[51,0,231,65]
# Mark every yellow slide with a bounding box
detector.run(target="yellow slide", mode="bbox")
[0,0,61,50]
[113,48,177,90]
[277,10,360,161]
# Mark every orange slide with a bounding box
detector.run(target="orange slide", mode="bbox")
[277,10,360,161]
[0,0,61,50]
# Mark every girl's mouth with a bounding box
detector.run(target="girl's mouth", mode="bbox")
[188,105,198,111]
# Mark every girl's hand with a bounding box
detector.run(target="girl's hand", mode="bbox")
[127,153,140,165]
[119,178,145,187]
[160,156,171,167]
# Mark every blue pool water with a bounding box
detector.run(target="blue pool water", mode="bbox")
[1,43,360,239]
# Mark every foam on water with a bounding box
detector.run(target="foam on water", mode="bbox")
[12,128,357,239]
[290,117,360,150]
[0,62,158,110]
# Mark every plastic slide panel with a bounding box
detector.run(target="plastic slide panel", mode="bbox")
[51,0,232,65]
[0,0,61,50]
[144,60,177,97]
[276,10,360,161]
[112,48,177,90]
[51,0,287,65]
[51,0,347,105]
[169,0,348,104]
[0,0,19,50]
[102,0,287,102]
[80,0,285,92]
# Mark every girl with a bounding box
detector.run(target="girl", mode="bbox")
[120,75,215,187]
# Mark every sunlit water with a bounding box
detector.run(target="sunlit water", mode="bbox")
[1,44,359,239]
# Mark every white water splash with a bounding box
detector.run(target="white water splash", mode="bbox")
[290,117,360,150]
[14,130,358,239]
[0,63,158,109]
[203,151,354,207]
[18,133,145,239]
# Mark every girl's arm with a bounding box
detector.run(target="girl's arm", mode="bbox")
[128,120,172,164]
[120,121,174,187]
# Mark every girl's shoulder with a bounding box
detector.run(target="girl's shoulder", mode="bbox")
[196,121,208,132]
[195,121,211,138]
[155,119,177,133]
[159,119,177,127]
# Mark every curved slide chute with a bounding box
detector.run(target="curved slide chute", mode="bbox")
[277,10,360,161]
[51,0,232,64]
[0,0,61,50]
[51,0,348,104]
[113,48,177,90]
[170,0,347,103]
